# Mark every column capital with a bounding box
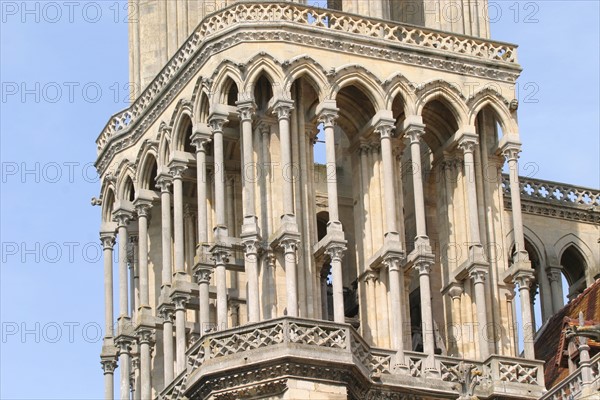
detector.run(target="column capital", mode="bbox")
[280,237,300,254]
[194,267,213,284]
[208,111,229,133]
[412,253,435,276]
[242,237,262,255]
[363,269,379,283]
[211,247,231,265]
[383,255,402,272]
[457,131,479,154]
[326,243,347,262]
[401,115,425,142]
[317,108,339,128]
[546,266,563,283]
[169,162,188,179]
[112,203,135,227]
[499,139,522,162]
[514,269,535,289]
[374,117,397,140]
[155,173,173,192]
[100,357,118,374]
[100,232,116,250]
[469,267,488,285]
[158,304,175,322]
[190,126,212,152]
[272,99,294,120]
[447,282,464,300]
[236,100,256,121]
[135,328,155,346]
[172,294,190,310]
[133,199,152,218]
[114,336,134,354]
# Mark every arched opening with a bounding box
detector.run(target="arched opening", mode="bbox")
[253,74,273,114]
[140,154,158,191]
[177,114,194,154]
[561,246,587,300]
[102,189,116,222]
[122,176,135,202]
[222,77,239,107]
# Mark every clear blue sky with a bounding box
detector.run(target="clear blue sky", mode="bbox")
[0,1,598,399]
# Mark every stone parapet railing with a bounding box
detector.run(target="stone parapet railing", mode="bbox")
[96,1,518,155]
[539,352,600,400]
[503,175,600,208]
[160,317,545,399]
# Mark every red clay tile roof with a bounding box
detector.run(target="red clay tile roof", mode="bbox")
[534,278,600,389]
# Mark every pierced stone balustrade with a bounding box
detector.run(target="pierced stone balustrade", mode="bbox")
[538,352,600,400]
[158,317,546,400]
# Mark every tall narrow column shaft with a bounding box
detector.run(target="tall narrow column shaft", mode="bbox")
[515,272,535,359]
[319,108,341,226]
[387,258,405,351]
[101,360,117,400]
[172,166,187,277]
[174,297,188,374]
[282,240,298,317]
[502,143,526,254]
[458,134,482,244]
[161,309,174,384]
[196,269,211,333]
[327,245,346,323]
[244,240,260,322]
[135,203,151,308]
[215,252,228,329]
[406,126,427,239]
[471,270,490,359]
[101,233,116,337]
[273,100,295,218]
[157,177,173,288]
[117,224,129,317]
[192,134,209,244]
[137,330,152,400]
[416,261,435,355]
[377,122,398,234]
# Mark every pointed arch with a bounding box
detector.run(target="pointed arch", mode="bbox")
[329,65,385,111]
[210,62,244,104]
[101,186,116,223]
[169,99,194,152]
[136,143,159,191]
[383,72,417,115]
[554,233,593,270]
[415,80,468,127]
[467,87,518,134]
[243,54,285,99]
[283,56,329,103]
[157,121,172,168]
[116,161,136,201]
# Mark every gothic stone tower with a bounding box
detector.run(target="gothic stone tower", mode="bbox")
[95,1,555,399]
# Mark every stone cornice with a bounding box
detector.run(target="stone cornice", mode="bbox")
[95,2,521,175]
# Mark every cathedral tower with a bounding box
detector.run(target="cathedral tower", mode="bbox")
[95,1,600,399]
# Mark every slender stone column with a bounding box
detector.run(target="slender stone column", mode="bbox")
[128,236,138,320]
[415,259,436,356]
[237,101,261,323]
[237,101,257,225]
[114,210,133,318]
[156,175,173,289]
[576,312,594,386]
[359,144,373,257]
[547,267,564,313]
[190,129,211,246]
[136,329,153,400]
[501,141,527,258]
[457,133,483,246]
[195,268,212,333]
[159,307,175,384]
[447,284,464,356]
[134,201,152,311]
[115,339,132,400]
[243,238,260,322]
[318,102,342,230]
[101,358,117,400]
[470,269,490,359]
[100,232,116,338]
[403,121,427,241]
[173,295,189,374]
[273,99,295,219]
[171,164,188,279]
[132,354,140,400]
[385,256,405,352]
[364,271,378,343]
[209,113,228,232]
[281,238,299,317]
[514,271,535,359]
[320,266,329,320]
[375,118,399,235]
[209,112,230,330]
[213,250,229,329]
[326,244,347,323]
